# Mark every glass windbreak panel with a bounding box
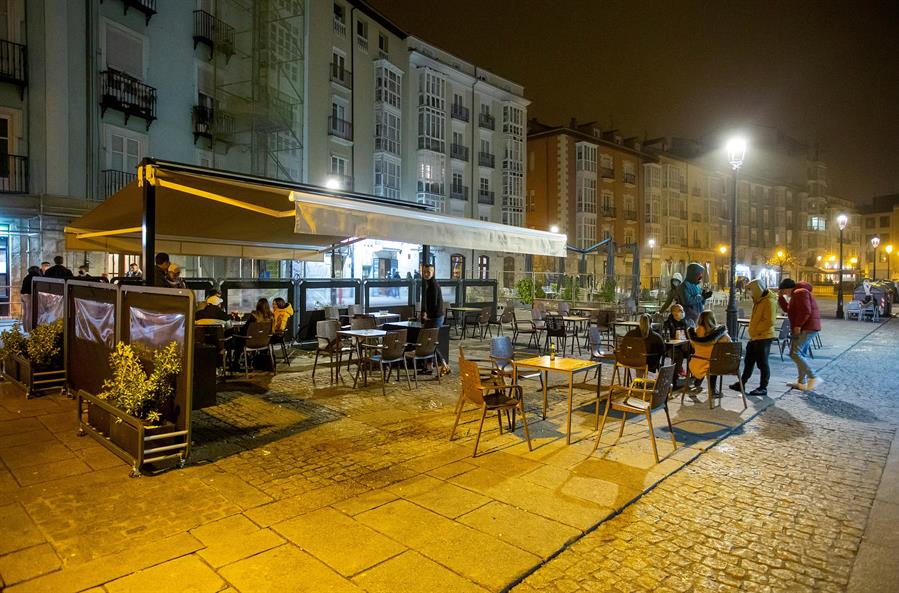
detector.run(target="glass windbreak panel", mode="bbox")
[465,285,494,303]
[368,285,409,307]
[74,298,115,348]
[36,292,64,325]
[227,288,288,315]
[440,286,457,305]
[129,307,185,355]
[305,287,356,309]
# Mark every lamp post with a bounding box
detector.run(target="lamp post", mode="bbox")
[776,249,785,279]
[648,238,656,290]
[719,245,727,288]
[871,236,880,280]
[886,244,894,281]
[725,137,746,339]
[836,214,848,318]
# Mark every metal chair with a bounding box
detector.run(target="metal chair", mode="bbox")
[511,310,540,350]
[475,307,492,339]
[489,305,514,336]
[404,328,440,387]
[558,302,571,315]
[194,324,230,377]
[682,341,747,410]
[776,318,790,361]
[313,320,350,383]
[349,304,365,316]
[489,336,543,391]
[593,365,677,463]
[846,300,862,321]
[350,316,377,330]
[360,330,411,395]
[234,321,276,379]
[449,356,532,457]
[542,314,579,355]
[324,306,341,321]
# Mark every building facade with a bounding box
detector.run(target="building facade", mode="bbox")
[859,193,899,280]
[0,0,529,317]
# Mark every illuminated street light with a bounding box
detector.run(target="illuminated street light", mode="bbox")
[886,244,894,280]
[719,245,727,254]
[549,225,559,234]
[872,236,880,280]
[724,137,747,338]
[647,239,656,288]
[836,213,848,318]
[324,176,342,190]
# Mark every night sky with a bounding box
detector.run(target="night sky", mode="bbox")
[369,0,899,203]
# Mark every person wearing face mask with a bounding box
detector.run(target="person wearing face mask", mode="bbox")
[659,273,683,312]
[730,278,777,396]
[663,303,692,383]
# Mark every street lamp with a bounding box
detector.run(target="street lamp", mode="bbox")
[836,213,848,318]
[887,244,894,281]
[724,137,746,338]
[871,236,880,280]
[776,249,785,279]
[647,238,656,289]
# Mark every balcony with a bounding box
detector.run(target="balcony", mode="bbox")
[601,206,616,218]
[333,17,346,37]
[679,238,688,247]
[116,0,157,25]
[478,112,495,130]
[192,105,236,144]
[330,64,352,89]
[101,169,136,199]
[623,209,637,221]
[450,186,469,201]
[692,213,702,223]
[676,209,688,219]
[623,172,636,185]
[0,40,27,96]
[451,103,470,122]
[328,116,353,141]
[100,69,157,128]
[600,166,614,179]
[418,137,444,153]
[478,190,495,205]
[693,240,703,248]
[193,10,235,59]
[478,151,495,168]
[357,35,368,52]
[0,154,28,194]
[450,143,469,162]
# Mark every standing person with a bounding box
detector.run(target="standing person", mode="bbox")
[420,263,444,328]
[44,256,73,279]
[778,279,821,391]
[153,253,171,287]
[731,278,777,396]
[20,265,41,332]
[688,311,731,396]
[166,264,187,289]
[77,265,91,279]
[659,273,683,312]
[624,314,665,372]
[676,263,713,324]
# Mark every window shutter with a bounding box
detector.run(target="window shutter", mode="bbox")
[106,26,143,79]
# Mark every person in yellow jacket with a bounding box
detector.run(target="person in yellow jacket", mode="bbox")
[729,278,777,396]
[272,298,294,333]
[688,311,731,396]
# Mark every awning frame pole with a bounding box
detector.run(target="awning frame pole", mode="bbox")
[141,163,157,286]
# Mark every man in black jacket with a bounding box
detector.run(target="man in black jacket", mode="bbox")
[420,263,444,328]
[44,256,73,279]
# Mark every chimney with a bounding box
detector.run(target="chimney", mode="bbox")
[569,117,577,130]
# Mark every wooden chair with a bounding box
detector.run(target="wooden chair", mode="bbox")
[360,330,411,395]
[348,304,365,316]
[593,365,677,463]
[611,336,649,390]
[324,306,341,321]
[312,320,350,383]
[404,327,440,387]
[234,321,276,379]
[449,356,532,457]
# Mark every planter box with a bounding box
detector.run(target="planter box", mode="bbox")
[77,390,188,477]
[2,354,65,399]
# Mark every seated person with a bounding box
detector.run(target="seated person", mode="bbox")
[196,295,230,324]
[272,297,294,335]
[663,304,693,380]
[687,311,731,395]
[624,314,665,372]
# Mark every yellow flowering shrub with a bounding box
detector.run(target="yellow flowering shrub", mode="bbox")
[0,323,27,360]
[99,341,182,424]
[25,320,64,368]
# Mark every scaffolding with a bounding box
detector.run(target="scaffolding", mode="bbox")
[201,0,305,182]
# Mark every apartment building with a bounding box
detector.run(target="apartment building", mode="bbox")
[859,193,899,280]
[0,0,531,315]
[526,120,646,284]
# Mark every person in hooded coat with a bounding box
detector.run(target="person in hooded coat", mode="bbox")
[676,263,713,323]
[688,311,731,395]
[659,272,683,312]
[778,278,821,391]
[730,278,778,396]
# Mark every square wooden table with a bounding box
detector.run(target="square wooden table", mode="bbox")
[512,355,602,444]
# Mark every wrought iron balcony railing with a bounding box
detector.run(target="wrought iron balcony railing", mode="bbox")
[478,151,495,168]
[450,186,469,201]
[478,190,495,205]
[100,69,157,128]
[328,116,353,141]
[450,143,469,161]
[193,10,235,58]
[451,103,470,122]
[330,63,352,89]
[0,40,26,94]
[0,154,28,194]
[101,169,136,199]
[478,112,495,130]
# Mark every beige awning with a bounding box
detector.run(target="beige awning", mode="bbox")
[65,162,567,259]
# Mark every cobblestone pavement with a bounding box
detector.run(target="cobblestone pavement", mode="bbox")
[0,315,893,592]
[513,318,898,593]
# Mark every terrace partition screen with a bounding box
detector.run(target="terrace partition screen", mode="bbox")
[66,281,118,396]
[31,278,66,328]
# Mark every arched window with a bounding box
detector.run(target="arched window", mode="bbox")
[450,253,465,279]
[477,255,489,280]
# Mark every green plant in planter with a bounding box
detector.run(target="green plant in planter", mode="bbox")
[0,323,27,360]
[25,320,64,368]
[515,277,534,305]
[99,341,181,424]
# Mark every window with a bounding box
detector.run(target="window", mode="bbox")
[479,177,490,193]
[356,20,367,43]
[452,131,464,147]
[418,69,445,152]
[373,154,400,199]
[808,216,826,231]
[452,93,463,108]
[576,143,597,172]
[104,22,145,79]
[333,3,345,23]
[450,254,465,279]
[375,64,402,109]
[576,176,596,213]
[600,153,613,171]
[480,103,491,116]
[502,103,524,137]
[625,229,635,245]
[374,108,400,155]
[881,216,890,227]
[623,161,636,182]
[576,214,596,250]
[332,50,345,77]
[478,256,489,280]
[378,32,388,54]
[330,154,349,176]
[601,190,613,211]
[479,138,491,154]
[451,170,463,191]
[107,127,144,172]
[866,218,876,229]
[416,151,446,211]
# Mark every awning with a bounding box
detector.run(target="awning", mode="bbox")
[65,160,567,259]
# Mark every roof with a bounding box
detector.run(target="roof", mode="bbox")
[348,0,407,39]
[860,193,899,214]
[65,160,568,259]
[527,119,652,160]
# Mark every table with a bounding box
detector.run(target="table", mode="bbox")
[382,321,451,365]
[512,356,602,444]
[571,306,601,316]
[338,329,388,386]
[663,339,688,367]
[370,312,401,324]
[449,306,483,337]
[638,304,660,313]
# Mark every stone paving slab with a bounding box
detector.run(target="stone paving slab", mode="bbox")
[0,316,890,592]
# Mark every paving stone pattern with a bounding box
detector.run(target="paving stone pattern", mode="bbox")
[0,312,893,592]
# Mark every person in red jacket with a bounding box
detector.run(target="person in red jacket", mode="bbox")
[778,279,822,391]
